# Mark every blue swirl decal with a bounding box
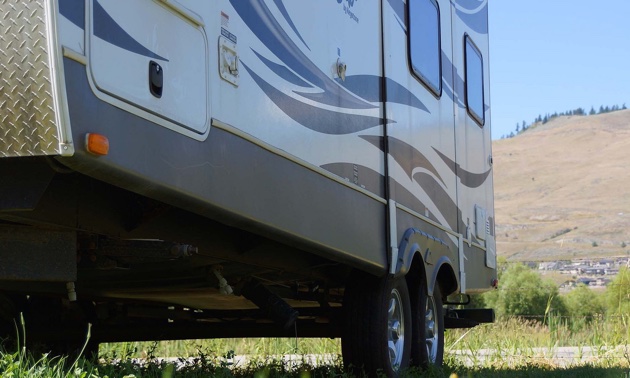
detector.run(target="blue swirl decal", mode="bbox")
[387,0,406,27]
[230,0,375,110]
[93,0,168,61]
[242,62,390,135]
[252,49,313,88]
[339,75,429,113]
[59,0,84,29]
[360,135,445,186]
[272,0,310,50]
[433,148,491,188]
[414,172,463,233]
[452,0,488,34]
[441,52,466,109]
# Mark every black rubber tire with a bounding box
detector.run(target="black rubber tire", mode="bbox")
[342,271,412,377]
[410,281,444,368]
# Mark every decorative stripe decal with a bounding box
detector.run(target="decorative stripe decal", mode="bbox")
[339,75,430,113]
[441,52,466,109]
[252,49,313,88]
[93,0,168,61]
[433,148,491,188]
[272,0,310,51]
[387,0,406,27]
[452,0,489,34]
[360,135,445,186]
[242,62,389,135]
[392,180,441,226]
[230,0,376,110]
[413,172,463,232]
[59,0,85,29]
[386,77,430,112]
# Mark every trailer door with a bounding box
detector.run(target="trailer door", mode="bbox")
[382,0,458,238]
[451,0,496,289]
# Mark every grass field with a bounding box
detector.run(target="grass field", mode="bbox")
[2,315,628,377]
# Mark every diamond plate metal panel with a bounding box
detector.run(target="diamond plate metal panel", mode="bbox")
[0,0,61,157]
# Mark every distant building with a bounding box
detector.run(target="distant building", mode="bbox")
[539,262,560,270]
[577,277,596,286]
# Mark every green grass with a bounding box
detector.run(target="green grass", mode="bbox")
[1,348,628,378]
[1,316,629,377]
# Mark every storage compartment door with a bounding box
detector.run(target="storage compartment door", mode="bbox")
[88,0,208,134]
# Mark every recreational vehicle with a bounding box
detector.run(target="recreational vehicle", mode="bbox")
[0,0,496,374]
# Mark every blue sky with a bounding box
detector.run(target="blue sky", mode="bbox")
[488,1,630,140]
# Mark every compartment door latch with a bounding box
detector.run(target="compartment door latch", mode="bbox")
[149,60,164,98]
[219,35,239,87]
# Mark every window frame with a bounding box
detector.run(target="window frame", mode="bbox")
[464,34,485,127]
[407,0,442,98]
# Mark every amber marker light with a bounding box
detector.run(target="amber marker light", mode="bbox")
[491,278,499,289]
[86,133,110,156]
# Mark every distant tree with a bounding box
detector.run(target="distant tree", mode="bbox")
[622,241,627,248]
[516,123,520,133]
[589,107,596,115]
[599,105,605,114]
[564,284,605,323]
[623,103,627,110]
[509,131,515,138]
[483,263,566,319]
[522,120,527,131]
[604,106,611,113]
[542,115,549,124]
[592,241,598,247]
[606,266,630,315]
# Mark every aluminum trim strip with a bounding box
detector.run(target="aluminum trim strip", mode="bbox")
[47,0,75,156]
[63,47,88,65]
[389,199,398,274]
[156,0,205,27]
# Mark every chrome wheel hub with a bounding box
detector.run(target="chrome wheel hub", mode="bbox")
[387,288,405,371]
[425,295,439,363]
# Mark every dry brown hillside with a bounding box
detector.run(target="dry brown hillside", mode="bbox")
[492,109,630,261]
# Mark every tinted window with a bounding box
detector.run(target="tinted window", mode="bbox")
[465,36,484,125]
[409,0,441,95]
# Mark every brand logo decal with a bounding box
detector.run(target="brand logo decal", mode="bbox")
[336,0,359,23]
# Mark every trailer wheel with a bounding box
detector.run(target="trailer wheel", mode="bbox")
[342,271,411,376]
[411,282,444,367]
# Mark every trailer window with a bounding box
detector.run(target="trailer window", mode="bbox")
[465,36,485,126]
[409,0,441,96]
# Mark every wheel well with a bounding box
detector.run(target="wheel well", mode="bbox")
[405,253,426,290]
[404,252,458,299]
[435,264,458,298]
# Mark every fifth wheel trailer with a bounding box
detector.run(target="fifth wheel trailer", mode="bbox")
[0,0,497,375]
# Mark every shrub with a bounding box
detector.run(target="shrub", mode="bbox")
[606,266,630,315]
[564,284,605,324]
[483,263,566,319]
